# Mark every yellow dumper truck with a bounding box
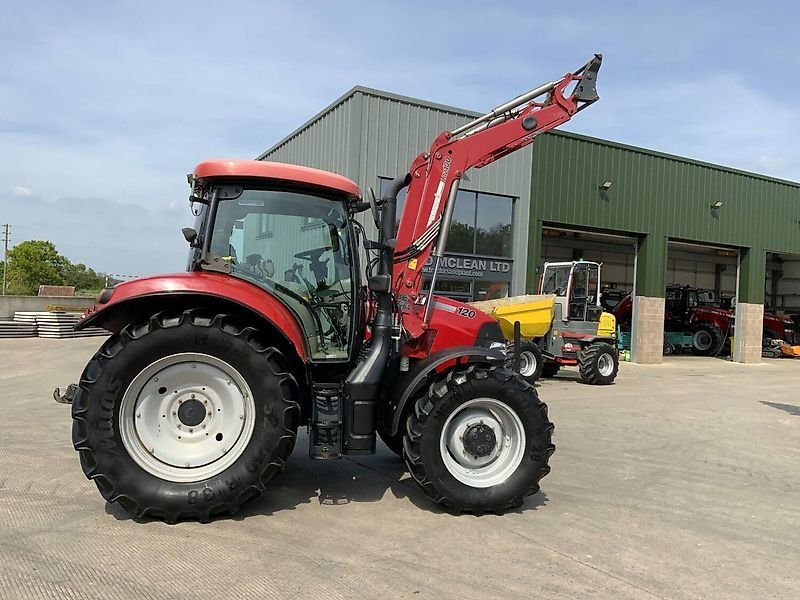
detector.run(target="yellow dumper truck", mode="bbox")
[473,261,619,385]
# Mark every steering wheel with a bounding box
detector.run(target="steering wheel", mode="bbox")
[294,246,330,262]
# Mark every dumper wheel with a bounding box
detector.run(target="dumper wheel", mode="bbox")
[578,342,619,385]
[72,309,300,523]
[541,361,561,378]
[403,365,554,514]
[516,341,544,384]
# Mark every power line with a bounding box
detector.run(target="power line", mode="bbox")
[2,224,10,296]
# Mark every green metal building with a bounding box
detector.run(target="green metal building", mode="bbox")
[260,86,800,364]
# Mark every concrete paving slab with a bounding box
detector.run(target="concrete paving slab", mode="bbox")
[0,338,798,599]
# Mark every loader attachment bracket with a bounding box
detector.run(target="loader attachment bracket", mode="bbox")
[573,53,602,106]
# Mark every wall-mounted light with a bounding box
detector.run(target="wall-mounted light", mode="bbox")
[599,180,613,191]
[710,200,724,209]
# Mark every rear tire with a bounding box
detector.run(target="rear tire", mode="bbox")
[691,323,724,356]
[578,342,619,385]
[71,309,301,523]
[403,365,554,514]
[515,341,544,384]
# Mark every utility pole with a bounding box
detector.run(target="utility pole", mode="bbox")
[1,224,9,296]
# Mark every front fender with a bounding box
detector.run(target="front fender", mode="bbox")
[386,346,505,436]
[77,272,309,361]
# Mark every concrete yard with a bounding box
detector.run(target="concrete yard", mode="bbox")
[1,337,798,599]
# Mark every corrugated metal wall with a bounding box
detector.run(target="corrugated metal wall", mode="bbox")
[262,88,534,294]
[529,130,800,298]
[259,94,362,179]
[530,131,800,249]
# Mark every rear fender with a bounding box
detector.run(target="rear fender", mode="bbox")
[386,346,505,436]
[77,272,309,362]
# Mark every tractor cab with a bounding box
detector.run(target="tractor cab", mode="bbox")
[539,260,603,323]
[185,161,361,361]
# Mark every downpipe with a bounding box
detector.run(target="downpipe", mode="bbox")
[344,173,410,453]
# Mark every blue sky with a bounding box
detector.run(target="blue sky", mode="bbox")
[1,1,798,276]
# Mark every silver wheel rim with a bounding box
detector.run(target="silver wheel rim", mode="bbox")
[597,353,614,377]
[439,398,526,488]
[518,350,537,377]
[119,352,255,483]
[694,331,712,351]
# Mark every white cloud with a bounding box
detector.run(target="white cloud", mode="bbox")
[11,186,32,197]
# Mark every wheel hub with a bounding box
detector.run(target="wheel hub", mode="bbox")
[439,399,526,488]
[463,423,497,458]
[178,398,207,427]
[119,353,255,483]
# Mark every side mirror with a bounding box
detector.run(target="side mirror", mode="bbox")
[182,227,199,247]
[367,187,381,229]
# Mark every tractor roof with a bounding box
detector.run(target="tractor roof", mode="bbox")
[193,160,361,198]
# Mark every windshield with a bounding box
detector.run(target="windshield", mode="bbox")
[208,188,354,360]
[540,265,571,296]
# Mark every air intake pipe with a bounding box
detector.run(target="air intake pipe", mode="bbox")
[344,173,410,453]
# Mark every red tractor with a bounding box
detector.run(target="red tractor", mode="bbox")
[71,56,603,521]
[613,285,795,355]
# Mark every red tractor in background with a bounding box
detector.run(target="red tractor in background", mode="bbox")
[613,285,795,355]
[71,55,603,522]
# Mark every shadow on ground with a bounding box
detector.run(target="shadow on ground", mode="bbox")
[760,401,800,416]
[104,434,549,522]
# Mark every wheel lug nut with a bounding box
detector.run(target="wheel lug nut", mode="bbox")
[191,394,195,399]
[208,411,212,417]
[192,364,196,369]
[172,411,177,416]
[189,428,193,433]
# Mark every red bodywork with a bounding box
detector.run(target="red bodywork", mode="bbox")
[194,160,361,198]
[408,295,499,358]
[80,272,309,362]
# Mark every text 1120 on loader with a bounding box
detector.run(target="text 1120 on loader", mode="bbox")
[72,55,603,522]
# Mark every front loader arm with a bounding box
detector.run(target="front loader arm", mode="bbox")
[391,54,603,341]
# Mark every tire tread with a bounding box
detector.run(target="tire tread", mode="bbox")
[71,308,299,523]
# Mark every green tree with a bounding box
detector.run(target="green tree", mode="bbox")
[62,262,105,294]
[6,240,67,294]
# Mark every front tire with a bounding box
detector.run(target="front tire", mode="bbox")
[578,342,619,385]
[403,365,554,514]
[71,309,301,522]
